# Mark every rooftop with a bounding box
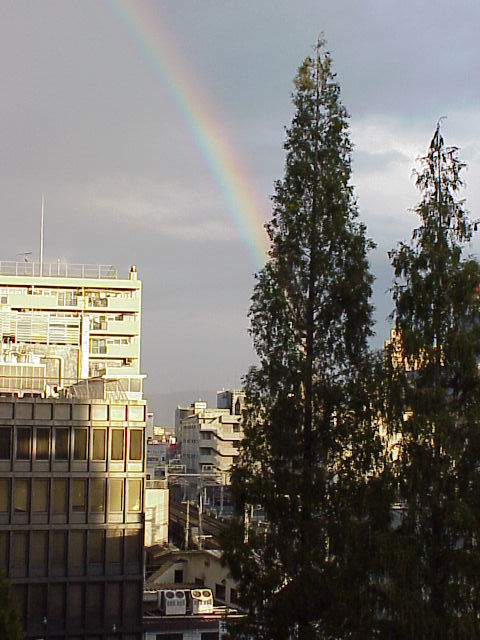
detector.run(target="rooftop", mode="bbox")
[0,261,118,279]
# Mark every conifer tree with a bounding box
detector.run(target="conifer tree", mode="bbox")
[386,125,480,637]
[223,40,390,639]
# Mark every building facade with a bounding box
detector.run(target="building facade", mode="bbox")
[0,261,147,639]
[0,394,146,639]
[0,261,142,397]
[176,391,244,481]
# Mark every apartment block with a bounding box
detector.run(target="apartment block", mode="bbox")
[176,390,244,482]
[0,261,143,397]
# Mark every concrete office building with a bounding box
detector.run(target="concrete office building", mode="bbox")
[0,391,146,639]
[0,261,147,639]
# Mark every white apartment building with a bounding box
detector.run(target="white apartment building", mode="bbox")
[0,260,143,399]
[176,390,244,483]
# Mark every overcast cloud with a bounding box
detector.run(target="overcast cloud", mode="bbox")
[1,1,479,423]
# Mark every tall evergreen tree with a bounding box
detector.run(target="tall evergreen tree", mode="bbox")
[386,125,480,637]
[223,40,390,639]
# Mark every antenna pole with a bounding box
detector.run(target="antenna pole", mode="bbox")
[40,194,44,276]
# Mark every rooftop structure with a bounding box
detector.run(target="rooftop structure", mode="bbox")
[0,261,143,398]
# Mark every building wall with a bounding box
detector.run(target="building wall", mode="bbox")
[0,264,142,385]
[0,396,146,640]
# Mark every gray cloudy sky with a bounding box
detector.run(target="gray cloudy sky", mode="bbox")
[1,1,479,423]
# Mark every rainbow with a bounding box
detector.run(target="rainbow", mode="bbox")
[105,0,269,268]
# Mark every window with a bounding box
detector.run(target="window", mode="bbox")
[51,531,66,566]
[90,478,105,512]
[129,430,143,460]
[88,530,104,564]
[109,479,124,512]
[0,428,11,459]
[0,532,8,573]
[30,531,48,573]
[174,569,184,583]
[92,429,106,460]
[72,479,87,512]
[91,338,106,354]
[12,532,27,566]
[0,479,9,512]
[16,427,31,459]
[68,531,85,576]
[215,583,226,601]
[74,428,87,460]
[106,531,123,565]
[14,479,29,513]
[68,583,84,625]
[54,428,69,460]
[36,428,50,459]
[127,479,142,512]
[32,478,49,512]
[53,478,67,514]
[86,583,103,624]
[111,429,124,460]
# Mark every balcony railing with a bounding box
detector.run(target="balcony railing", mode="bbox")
[0,261,117,279]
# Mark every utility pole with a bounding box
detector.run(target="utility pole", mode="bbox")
[184,501,190,551]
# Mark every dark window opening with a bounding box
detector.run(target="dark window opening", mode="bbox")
[16,427,31,460]
[0,428,11,459]
[55,428,69,460]
[36,428,50,459]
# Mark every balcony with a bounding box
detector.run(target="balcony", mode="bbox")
[90,318,140,336]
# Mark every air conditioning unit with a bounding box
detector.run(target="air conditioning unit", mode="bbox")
[160,589,187,616]
[191,588,214,614]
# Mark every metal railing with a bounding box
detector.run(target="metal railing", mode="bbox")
[0,261,118,279]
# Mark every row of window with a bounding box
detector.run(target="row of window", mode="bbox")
[0,528,142,574]
[0,426,143,462]
[0,477,143,514]
[10,579,141,631]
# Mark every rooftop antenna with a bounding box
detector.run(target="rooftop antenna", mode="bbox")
[40,194,45,276]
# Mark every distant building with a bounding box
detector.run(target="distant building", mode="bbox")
[176,390,244,482]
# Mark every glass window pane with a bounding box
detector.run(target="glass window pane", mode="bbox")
[127,479,142,512]
[53,478,67,514]
[52,531,66,565]
[92,430,106,461]
[129,430,143,461]
[111,430,124,461]
[90,478,105,512]
[36,428,50,460]
[88,530,104,564]
[12,532,27,565]
[14,479,29,513]
[16,427,31,460]
[0,428,11,459]
[106,531,123,564]
[72,479,86,512]
[55,428,69,460]
[109,479,123,512]
[0,479,9,512]
[74,428,87,460]
[32,478,49,512]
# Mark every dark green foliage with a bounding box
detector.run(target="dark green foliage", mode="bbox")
[223,40,391,639]
[0,576,23,640]
[386,125,480,637]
